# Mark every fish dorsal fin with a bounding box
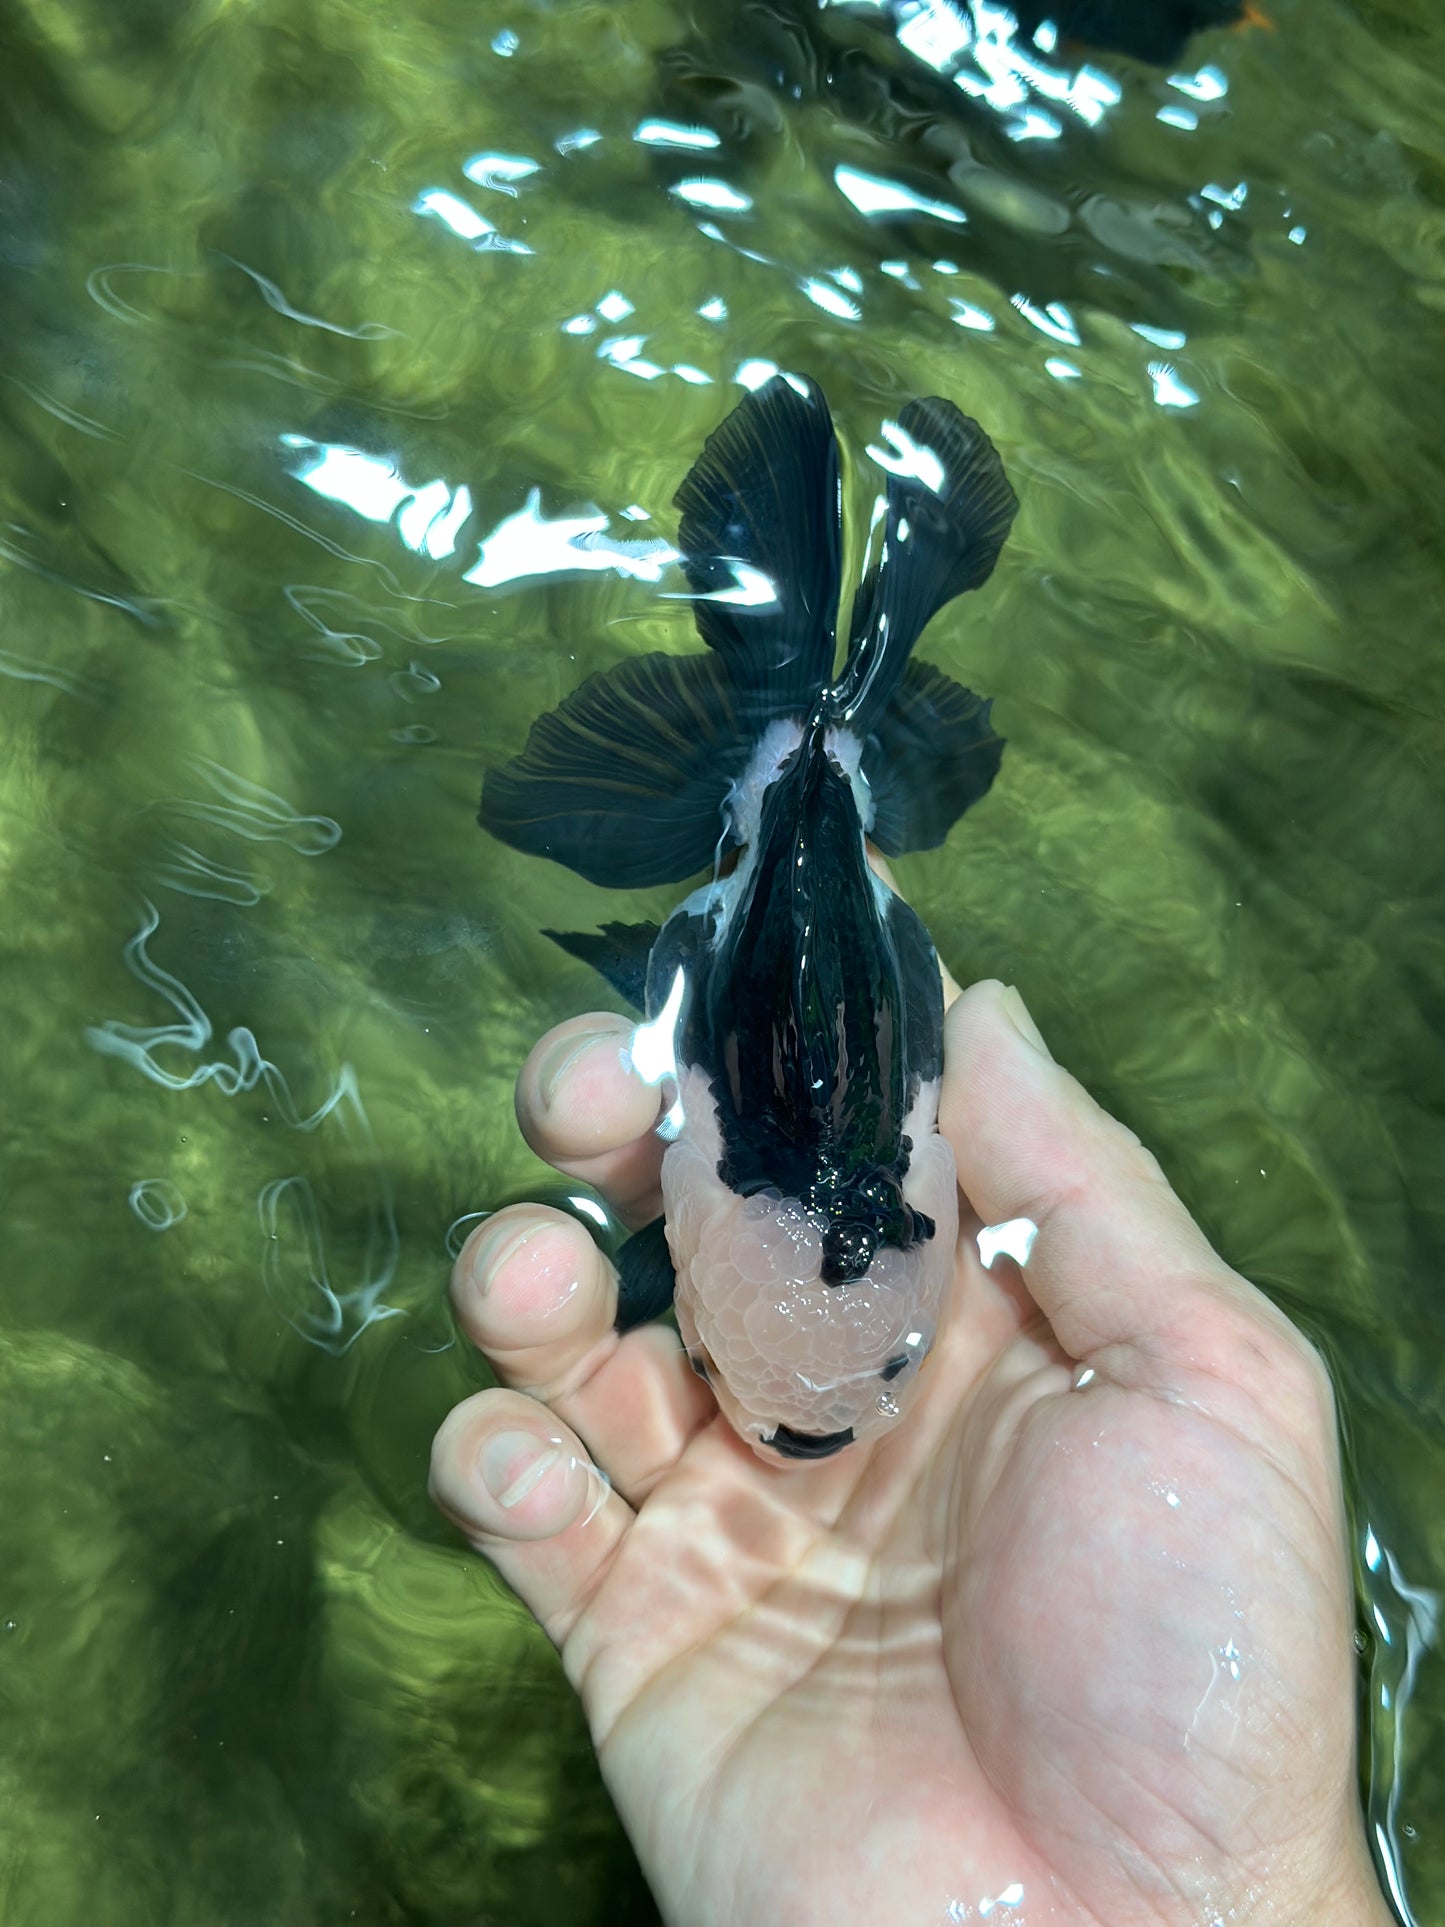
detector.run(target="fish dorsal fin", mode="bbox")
[864,660,1004,856]
[839,398,1017,733]
[675,374,842,716]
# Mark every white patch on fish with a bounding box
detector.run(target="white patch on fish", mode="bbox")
[724,720,874,848]
[663,1064,957,1457]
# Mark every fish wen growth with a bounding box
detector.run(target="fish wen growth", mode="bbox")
[481,376,1017,1464]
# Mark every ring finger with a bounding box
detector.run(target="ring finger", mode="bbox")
[451,1206,717,1505]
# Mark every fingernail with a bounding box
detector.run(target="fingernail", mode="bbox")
[478,1431,563,1510]
[999,985,1053,1060]
[468,1215,535,1295]
[537,1024,621,1110]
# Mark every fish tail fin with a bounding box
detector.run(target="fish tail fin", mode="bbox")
[674,372,842,721]
[830,399,1018,856]
[480,376,844,888]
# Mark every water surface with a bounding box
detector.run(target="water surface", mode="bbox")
[2,0,1442,1919]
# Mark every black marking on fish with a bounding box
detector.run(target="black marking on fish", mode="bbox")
[880,1353,910,1383]
[764,1422,856,1461]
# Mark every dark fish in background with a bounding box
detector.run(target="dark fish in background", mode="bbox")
[1010,0,1259,66]
[481,377,1016,1463]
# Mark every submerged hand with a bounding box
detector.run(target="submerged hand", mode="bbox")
[431,982,1389,1927]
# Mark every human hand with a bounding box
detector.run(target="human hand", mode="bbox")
[430,981,1391,1927]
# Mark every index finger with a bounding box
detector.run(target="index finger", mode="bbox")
[515,1012,666,1225]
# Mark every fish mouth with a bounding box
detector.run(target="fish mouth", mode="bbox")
[762,1422,856,1461]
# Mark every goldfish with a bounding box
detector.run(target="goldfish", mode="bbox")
[481,375,1017,1462]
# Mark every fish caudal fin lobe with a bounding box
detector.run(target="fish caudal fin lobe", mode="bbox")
[480,649,751,888]
[826,396,1015,854]
[675,374,842,717]
[837,397,1017,734]
[865,662,1004,856]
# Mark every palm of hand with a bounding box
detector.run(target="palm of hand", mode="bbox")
[431,985,1381,1927]
[557,1278,1346,1927]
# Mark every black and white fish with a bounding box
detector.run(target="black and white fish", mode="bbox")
[481,375,1017,1462]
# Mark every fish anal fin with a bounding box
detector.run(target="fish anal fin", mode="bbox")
[544,921,659,1012]
[615,1216,677,1332]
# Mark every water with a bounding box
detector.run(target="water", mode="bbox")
[2,0,1442,1918]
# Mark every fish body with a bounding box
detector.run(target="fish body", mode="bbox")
[482,376,1017,1462]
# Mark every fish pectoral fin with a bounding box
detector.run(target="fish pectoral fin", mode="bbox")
[480,650,749,888]
[864,660,1004,855]
[614,1215,677,1332]
[887,892,946,1085]
[544,921,660,1012]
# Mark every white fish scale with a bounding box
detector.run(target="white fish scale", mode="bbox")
[725,720,873,847]
[663,1068,958,1459]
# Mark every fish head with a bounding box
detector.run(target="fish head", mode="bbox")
[662,1091,958,1466]
[816,1165,937,1284]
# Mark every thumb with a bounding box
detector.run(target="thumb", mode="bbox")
[940,981,1298,1381]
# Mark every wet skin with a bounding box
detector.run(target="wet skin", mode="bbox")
[431,979,1393,1927]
